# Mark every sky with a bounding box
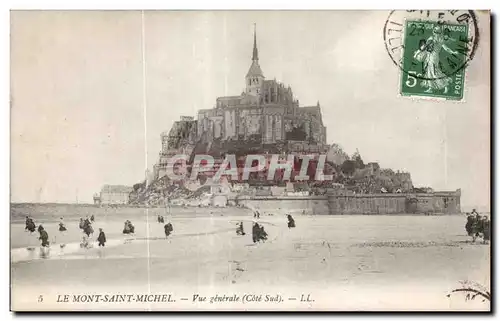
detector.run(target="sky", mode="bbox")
[10,11,490,210]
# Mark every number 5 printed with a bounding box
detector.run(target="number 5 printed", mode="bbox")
[405,71,421,88]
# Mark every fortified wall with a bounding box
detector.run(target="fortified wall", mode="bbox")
[236,189,461,215]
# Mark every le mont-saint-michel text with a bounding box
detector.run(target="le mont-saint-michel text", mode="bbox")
[57,293,314,304]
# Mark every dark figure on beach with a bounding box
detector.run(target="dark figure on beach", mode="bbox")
[25,216,36,233]
[252,222,268,243]
[287,214,296,229]
[253,211,260,219]
[97,228,106,247]
[82,218,94,237]
[58,217,67,232]
[123,220,135,234]
[90,215,95,223]
[482,217,490,243]
[79,218,85,230]
[158,215,164,224]
[236,222,245,236]
[59,223,67,232]
[164,222,173,238]
[38,225,49,247]
[258,224,268,242]
[465,214,474,236]
[252,223,259,242]
[471,214,483,242]
[83,225,94,237]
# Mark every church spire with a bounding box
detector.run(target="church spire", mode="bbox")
[246,24,264,79]
[252,23,258,61]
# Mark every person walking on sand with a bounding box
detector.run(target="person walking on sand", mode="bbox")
[482,216,490,244]
[164,222,173,239]
[465,213,474,236]
[59,217,67,232]
[97,228,106,247]
[252,222,259,243]
[25,216,36,233]
[38,225,49,248]
[236,222,245,236]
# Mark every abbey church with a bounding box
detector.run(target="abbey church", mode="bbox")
[154,26,329,179]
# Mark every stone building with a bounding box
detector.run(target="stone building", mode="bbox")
[154,26,328,180]
[99,185,133,205]
[93,193,101,205]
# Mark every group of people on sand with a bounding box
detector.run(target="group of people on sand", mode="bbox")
[157,215,174,239]
[123,220,135,234]
[25,216,49,248]
[79,216,95,237]
[252,222,268,243]
[25,214,107,249]
[79,215,107,248]
[236,212,297,244]
[465,209,490,244]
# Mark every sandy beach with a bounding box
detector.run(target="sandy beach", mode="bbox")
[10,206,490,311]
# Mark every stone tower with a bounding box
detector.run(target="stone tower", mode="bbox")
[245,24,265,97]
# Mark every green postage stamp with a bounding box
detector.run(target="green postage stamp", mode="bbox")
[400,21,469,100]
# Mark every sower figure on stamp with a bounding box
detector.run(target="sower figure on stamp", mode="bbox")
[413,25,459,94]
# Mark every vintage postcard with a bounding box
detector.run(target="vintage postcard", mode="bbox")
[10,10,490,311]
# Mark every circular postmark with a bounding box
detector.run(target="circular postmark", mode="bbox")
[383,10,480,81]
